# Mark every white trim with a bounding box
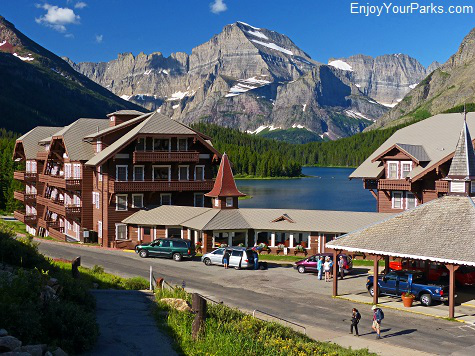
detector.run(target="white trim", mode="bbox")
[451,181,465,193]
[153,165,171,181]
[115,223,128,240]
[133,165,145,181]
[401,161,412,178]
[73,163,81,179]
[98,221,102,239]
[326,245,475,267]
[116,165,128,181]
[392,191,403,209]
[387,161,399,179]
[406,192,417,210]
[178,165,189,181]
[98,165,103,182]
[194,165,205,181]
[116,194,128,211]
[132,194,144,208]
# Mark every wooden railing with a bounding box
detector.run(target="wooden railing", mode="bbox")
[38,174,82,189]
[133,151,200,163]
[377,179,412,191]
[14,191,36,203]
[48,226,65,241]
[13,171,37,181]
[65,205,82,217]
[13,210,37,224]
[435,180,449,193]
[109,179,215,193]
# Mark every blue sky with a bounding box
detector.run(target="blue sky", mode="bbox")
[2,0,475,66]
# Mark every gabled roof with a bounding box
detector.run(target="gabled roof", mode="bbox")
[205,153,246,197]
[446,119,475,180]
[85,111,218,167]
[351,113,475,180]
[83,112,152,140]
[107,109,145,117]
[372,143,430,164]
[327,196,475,267]
[51,118,109,161]
[15,126,60,160]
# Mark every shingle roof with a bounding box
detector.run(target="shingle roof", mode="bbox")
[123,205,393,234]
[106,109,145,117]
[85,111,202,167]
[16,126,61,159]
[396,143,430,162]
[327,195,475,266]
[83,112,152,140]
[446,119,475,179]
[351,113,475,180]
[205,153,245,198]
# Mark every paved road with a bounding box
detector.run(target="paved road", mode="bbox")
[39,241,475,356]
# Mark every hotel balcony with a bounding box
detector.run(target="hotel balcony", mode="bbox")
[363,179,378,190]
[38,174,82,190]
[13,210,37,225]
[46,221,65,240]
[377,179,412,191]
[133,151,200,164]
[13,171,37,182]
[36,196,81,218]
[14,191,37,203]
[109,179,215,193]
[435,180,449,193]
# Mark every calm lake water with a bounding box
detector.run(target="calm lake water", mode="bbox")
[236,167,375,212]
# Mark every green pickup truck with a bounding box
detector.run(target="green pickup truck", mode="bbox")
[135,238,195,261]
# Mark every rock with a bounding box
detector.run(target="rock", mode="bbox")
[0,329,8,337]
[14,344,46,356]
[51,347,68,356]
[160,298,192,312]
[0,336,22,352]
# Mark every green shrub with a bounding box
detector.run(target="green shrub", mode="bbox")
[91,264,105,274]
[121,277,149,290]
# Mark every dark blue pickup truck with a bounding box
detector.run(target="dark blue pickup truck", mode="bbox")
[366,270,450,306]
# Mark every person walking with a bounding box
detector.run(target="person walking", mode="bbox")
[317,256,324,280]
[323,257,331,282]
[371,305,384,339]
[253,249,259,270]
[350,308,361,336]
[338,256,345,280]
[223,249,230,269]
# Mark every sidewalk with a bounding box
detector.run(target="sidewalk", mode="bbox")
[336,292,475,324]
[84,290,177,356]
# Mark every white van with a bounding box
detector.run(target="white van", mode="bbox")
[201,247,255,269]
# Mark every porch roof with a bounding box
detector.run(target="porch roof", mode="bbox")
[327,195,475,267]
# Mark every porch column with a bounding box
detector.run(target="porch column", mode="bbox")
[424,260,430,279]
[307,233,311,250]
[245,231,248,247]
[384,255,390,275]
[332,249,339,297]
[445,264,460,319]
[373,255,379,305]
[289,233,294,248]
[229,232,233,247]
[270,232,276,247]
[254,231,258,246]
[187,229,191,240]
[202,231,213,254]
[181,228,184,239]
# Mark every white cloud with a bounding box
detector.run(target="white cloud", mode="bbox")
[95,34,103,44]
[210,0,227,14]
[74,2,87,9]
[35,3,80,33]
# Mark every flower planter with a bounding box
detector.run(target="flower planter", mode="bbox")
[293,250,308,256]
[276,249,284,255]
[258,249,271,255]
[401,295,415,307]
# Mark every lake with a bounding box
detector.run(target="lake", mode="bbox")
[236,167,375,212]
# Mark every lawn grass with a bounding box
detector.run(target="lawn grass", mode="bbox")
[257,254,303,263]
[352,259,386,267]
[1,218,27,236]
[154,287,375,356]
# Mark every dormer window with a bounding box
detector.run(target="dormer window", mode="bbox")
[401,162,412,178]
[388,162,398,179]
[226,197,233,207]
[96,140,102,153]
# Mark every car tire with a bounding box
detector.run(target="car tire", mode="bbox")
[172,253,182,262]
[297,266,306,274]
[420,293,432,306]
[203,258,212,266]
[234,266,241,270]
[139,250,148,258]
[368,285,380,297]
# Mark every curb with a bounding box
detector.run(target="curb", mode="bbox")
[461,302,475,309]
[123,249,135,253]
[333,295,466,323]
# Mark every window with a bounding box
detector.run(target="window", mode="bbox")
[136,137,146,151]
[160,194,171,206]
[116,224,127,240]
[388,162,398,179]
[179,166,189,181]
[215,198,219,207]
[174,240,188,248]
[194,193,204,207]
[96,140,102,153]
[153,138,170,151]
[471,182,475,194]
[153,166,170,181]
[92,192,100,209]
[226,197,233,207]
[26,161,31,173]
[64,163,71,179]
[132,194,144,208]
[392,192,403,209]
[116,194,128,211]
[195,165,205,181]
[133,166,144,181]
[116,165,128,181]
[161,240,171,247]
[98,166,103,182]
[406,192,416,209]
[98,221,102,239]
[232,250,243,257]
[73,164,81,179]
[26,160,37,173]
[401,162,412,178]
[178,138,188,151]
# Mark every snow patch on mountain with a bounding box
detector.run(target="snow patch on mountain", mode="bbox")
[251,39,293,56]
[328,60,353,71]
[120,94,131,101]
[237,21,260,30]
[292,123,305,129]
[225,76,272,98]
[246,125,281,134]
[345,110,370,121]
[167,91,190,101]
[409,83,418,89]
[246,30,268,40]
[13,53,34,61]
[302,104,307,112]
[0,40,6,46]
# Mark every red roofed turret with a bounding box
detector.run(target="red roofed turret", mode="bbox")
[205,153,245,209]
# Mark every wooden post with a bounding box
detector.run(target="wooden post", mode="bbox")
[384,255,390,275]
[445,264,460,319]
[72,256,81,279]
[373,255,379,305]
[332,249,338,297]
[192,293,207,340]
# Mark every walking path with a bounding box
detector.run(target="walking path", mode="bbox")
[83,290,177,356]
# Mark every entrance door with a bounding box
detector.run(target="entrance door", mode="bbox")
[142,226,152,243]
